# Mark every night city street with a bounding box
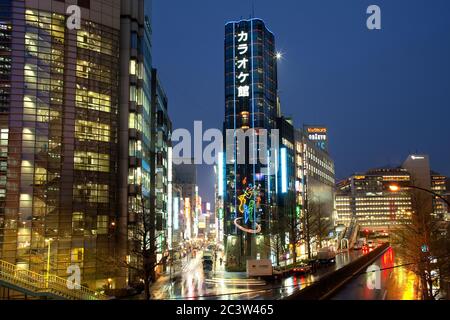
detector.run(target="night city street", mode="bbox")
[151,248,366,300]
[0,1,450,316]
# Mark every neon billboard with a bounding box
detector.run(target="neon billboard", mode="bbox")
[233,179,262,234]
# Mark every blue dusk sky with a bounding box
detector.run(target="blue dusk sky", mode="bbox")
[151,0,450,203]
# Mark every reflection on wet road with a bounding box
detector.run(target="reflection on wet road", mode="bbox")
[152,250,366,300]
[331,247,420,300]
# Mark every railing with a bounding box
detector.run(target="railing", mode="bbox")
[337,227,347,250]
[341,219,360,250]
[286,242,390,300]
[0,259,108,300]
[349,224,360,248]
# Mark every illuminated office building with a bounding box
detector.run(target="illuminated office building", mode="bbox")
[117,0,155,287]
[402,154,448,220]
[223,18,296,270]
[150,68,171,273]
[170,183,183,247]
[337,156,449,230]
[446,179,450,221]
[0,0,121,290]
[0,0,171,292]
[336,168,413,229]
[174,159,197,240]
[294,127,335,256]
[431,172,448,220]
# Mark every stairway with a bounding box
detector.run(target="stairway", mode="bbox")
[0,259,108,300]
[341,219,360,249]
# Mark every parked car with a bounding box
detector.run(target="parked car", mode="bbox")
[247,259,283,281]
[317,247,336,264]
[291,262,312,275]
[353,238,366,250]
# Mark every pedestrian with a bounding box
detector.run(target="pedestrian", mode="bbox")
[219,257,223,266]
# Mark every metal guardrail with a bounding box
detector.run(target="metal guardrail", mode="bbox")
[0,259,108,300]
[285,242,390,300]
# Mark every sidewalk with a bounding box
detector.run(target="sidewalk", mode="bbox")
[148,259,185,299]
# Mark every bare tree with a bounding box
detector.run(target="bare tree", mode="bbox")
[307,197,333,252]
[392,188,450,300]
[284,206,306,263]
[125,197,168,300]
[97,197,167,300]
[302,203,312,260]
[268,216,286,267]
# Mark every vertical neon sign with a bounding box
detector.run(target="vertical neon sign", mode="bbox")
[218,152,224,197]
[281,147,287,194]
[173,197,179,231]
[167,147,173,249]
[185,197,191,239]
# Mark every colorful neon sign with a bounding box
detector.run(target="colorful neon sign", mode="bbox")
[234,217,261,234]
[236,30,250,98]
[234,179,262,233]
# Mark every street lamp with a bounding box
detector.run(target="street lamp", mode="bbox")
[388,185,400,192]
[388,184,450,208]
[44,238,53,287]
[387,183,450,243]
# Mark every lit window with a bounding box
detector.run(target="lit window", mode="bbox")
[71,248,84,263]
[97,215,109,235]
[75,120,110,142]
[130,59,137,75]
[74,184,109,203]
[76,86,111,112]
[74,151,110,172]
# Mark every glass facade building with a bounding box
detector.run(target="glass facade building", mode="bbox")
[0,0,121,290]
[151,68,171,274]
[336,168,413,228]
[336,158,448,231]
[118,0,171,288]
[294,127,335,257]
[223,18,282,270]
[431,172,448,220]
[118,0,153,288]
[0,0,172,294]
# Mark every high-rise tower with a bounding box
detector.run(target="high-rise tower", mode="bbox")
[223,19,280,270]
[0,0,121,289]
